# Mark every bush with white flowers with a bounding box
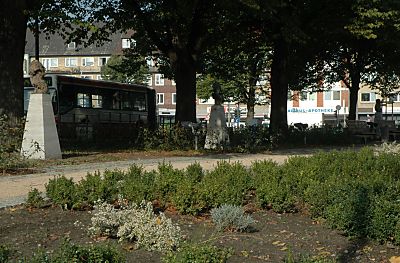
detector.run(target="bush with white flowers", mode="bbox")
[89,200,181,252]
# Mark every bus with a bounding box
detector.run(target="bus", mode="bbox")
[24,74,156,144]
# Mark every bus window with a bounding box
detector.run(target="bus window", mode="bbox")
[121,92,132,110]
[24,88,57,114]
[134,93,146,111]
[112,92,121,109]
[49,88,58,113]
[77,93,91,108]
[24,89,34,113]
[92,95,103,108]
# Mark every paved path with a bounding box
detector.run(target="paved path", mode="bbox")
[0,148,325,208]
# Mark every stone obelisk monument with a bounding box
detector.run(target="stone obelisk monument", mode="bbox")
[21,60,62,159]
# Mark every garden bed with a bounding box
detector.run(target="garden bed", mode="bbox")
[1,205,399,262]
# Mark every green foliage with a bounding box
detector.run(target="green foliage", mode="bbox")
[45,176,77,209]
[154,162,185,206]
[101,54,150,85]
[0,244,11,263]
[26,188,46,208]
[199,162,252,209]
[171,163,205,215]
[139,126,205,151]
[24,239,124,263]
[252,160,296,213]
[229,126,271,152]
[120,165,156,204]
[163,243,233,263]
[211,204,255,232]
[0,115,28,172]
[284,251,336,263]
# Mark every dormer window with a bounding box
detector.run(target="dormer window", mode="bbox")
[67,42,76,49]
[122,38,136,49]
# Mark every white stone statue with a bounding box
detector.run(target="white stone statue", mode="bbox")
[204,83,229,150]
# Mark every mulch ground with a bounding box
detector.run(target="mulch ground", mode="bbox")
[1,205,399,262]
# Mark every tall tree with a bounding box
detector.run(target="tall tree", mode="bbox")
[199,4,271,125]
[84,0,225,123]
[101,54,150,85]
[0,0,32,120]
[0,0,81,120]
[294,0,400,120]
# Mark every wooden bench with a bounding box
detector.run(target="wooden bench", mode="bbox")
[346,120,377,144]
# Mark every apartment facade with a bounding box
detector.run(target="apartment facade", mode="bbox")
[24,30,400,126]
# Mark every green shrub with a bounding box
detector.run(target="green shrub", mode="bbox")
[252,160,296,213]
[45,176,77,209]
[163,243,233,263]
[284,253,336,263]
[24,239,124,263]
[199,161,252,209]
[0,115,28,172]
[75,171,104,206]
[323,182,370,237]
[0,244,11,263]
[367,182,400,244]
[154,162,185,206]
[26,188,46,208]
[171,163,205,215]
[139,126,203,151]
[229,126,271,152]
[120,165,156,203]
[211,204,255,232]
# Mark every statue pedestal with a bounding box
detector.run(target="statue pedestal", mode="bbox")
[204,104,229,150]
[21,93,62,159]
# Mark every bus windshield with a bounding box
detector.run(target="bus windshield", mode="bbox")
[24,88,58,114]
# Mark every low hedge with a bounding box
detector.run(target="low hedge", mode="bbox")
[39,147,400,244]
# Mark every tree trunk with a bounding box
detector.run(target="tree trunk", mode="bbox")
[348,68,361,120]
[173,51,197,123]
[270,39,289,134]
[0,0,28,120]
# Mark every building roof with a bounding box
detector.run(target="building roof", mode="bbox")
[25,29,131,57]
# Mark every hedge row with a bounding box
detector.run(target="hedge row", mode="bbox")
[40,148,400,244]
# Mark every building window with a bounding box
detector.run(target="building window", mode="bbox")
[172,93,177,104]
[157,93,164,105]
[324,90,341,100]
[42,58,58,69]
[287,91,292,101]
[300,91,308,101]
[146,57,155,67]
[65,57,78,67]
[122,38,135,49]
[171,80,176,86]
[361,92,376,102]
[155,74,164,86]
[82,57,95,66]
[147,75,152,86]
[388,94,399,102]
[77,93,91,108]
[67,42,76,49]
[96,75,102,80]
[98,57,109,66]
[81,75,92,79]
[92,95,103,108]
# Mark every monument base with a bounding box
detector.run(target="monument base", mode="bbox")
[21,93,62,159]
[204,104,229,150]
